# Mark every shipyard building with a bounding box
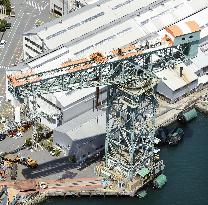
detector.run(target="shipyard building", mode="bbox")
[53,110,106,161]
[6,0,208,162]
[49,0,98,16]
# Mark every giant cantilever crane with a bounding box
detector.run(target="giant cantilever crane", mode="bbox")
[7,21,200,189]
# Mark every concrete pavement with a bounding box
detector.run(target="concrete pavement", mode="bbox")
[0,0,54,67]
[0,0,56,118]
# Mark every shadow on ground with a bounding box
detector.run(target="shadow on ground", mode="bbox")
[60,171,77,179]
[22,156,77,179]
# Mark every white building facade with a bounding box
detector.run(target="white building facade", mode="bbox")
[50,0,78,16]
[156,63,198,102]
[53,110,106,162]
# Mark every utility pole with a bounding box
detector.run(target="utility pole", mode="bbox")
[63,0,65,15]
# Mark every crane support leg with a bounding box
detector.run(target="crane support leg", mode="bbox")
[98,84,165,191]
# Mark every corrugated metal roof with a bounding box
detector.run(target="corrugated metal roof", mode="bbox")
[54,109,106,141]
[25,0,156,49]
[191,48,208,69]
[8,0,208,78]
[155,63,198,91]
[54,86,106,108]
[24,0,208,51]
[165,20,200,37]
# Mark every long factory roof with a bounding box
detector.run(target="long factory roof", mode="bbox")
[6,0,208,105]
[9,0,208,74]
[23,0,208,50]
[25,0,158,49]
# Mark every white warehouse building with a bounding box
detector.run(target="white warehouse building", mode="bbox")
[53,110,106,162]
[49,0,98,16]
[37,86,107,129]
[156,63,198,102]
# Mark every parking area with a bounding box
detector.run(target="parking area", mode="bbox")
[0,124,98,181]
[0,0,100,182]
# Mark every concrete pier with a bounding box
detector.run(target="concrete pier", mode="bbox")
[195,101,208,114]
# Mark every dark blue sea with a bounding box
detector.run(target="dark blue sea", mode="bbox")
[42,112,208,205]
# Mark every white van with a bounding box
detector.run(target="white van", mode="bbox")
[10,6,15,17]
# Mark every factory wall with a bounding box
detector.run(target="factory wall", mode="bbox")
[36,95,62,129]
[53,130,105,162]
[53,130,73,151]
[171,80,198,101]
[61,90,107,124]
[69,134,105,162]
[156,81,174,101]
[23,34,44,60]
[156,80,198,102]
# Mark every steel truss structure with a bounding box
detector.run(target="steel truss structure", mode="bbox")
[7,42,190,180]
[8,46,185,99]
[105,83,158,179]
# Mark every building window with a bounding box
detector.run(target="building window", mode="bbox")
[25,52,32,59]
[25,37,42,49]
[67,12,105,31]
[112,0,134,10]
[25,44,41,54]
[182,37,186,40]
[46,29,67,40]
[189,35,193,39]
[81,12,105,24]
[54,4,62,11]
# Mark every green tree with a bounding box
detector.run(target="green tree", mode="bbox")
[25,138,32,147]
[0,19,7,30]
[0,0,11,14]
[53,148,61,157]
[68,155,76,163]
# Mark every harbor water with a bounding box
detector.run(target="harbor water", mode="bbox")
[42,111,208,205]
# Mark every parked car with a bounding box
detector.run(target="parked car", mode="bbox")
[0,40,6,47]
[0,134,6,141]
[0,27,6,32]
[15,132,23,138]
[8,129,18,137]
[5,22,11,29]
[0,116,6,124]
[10,7,15,17]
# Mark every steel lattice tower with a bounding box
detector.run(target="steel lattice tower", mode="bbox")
[105,83,158,180]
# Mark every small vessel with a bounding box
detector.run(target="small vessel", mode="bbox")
[153,174,167,189]
[177,108,197,123]
[167,127,184,145]
[137,190,147,198]
[155,126,168,145]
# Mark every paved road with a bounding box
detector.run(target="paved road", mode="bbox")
[0,177,103,192]
[0,0,53,67]
[0,0,55,107]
